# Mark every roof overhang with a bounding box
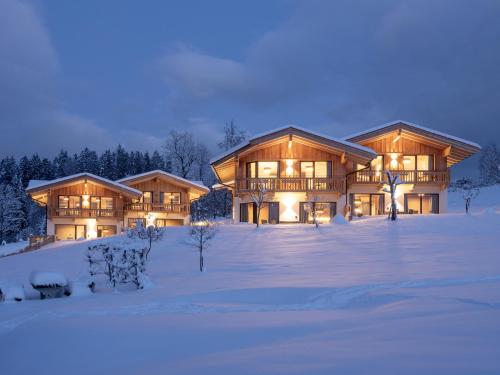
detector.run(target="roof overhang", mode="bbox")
[211,126,377,169]
[117,170,209,195]
[344,121,481,167]
[26,173,143,201]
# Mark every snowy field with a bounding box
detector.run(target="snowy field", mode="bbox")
[1,188,500,375]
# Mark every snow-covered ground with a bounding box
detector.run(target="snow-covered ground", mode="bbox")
[0,240,27,257]
[1,188,499,375]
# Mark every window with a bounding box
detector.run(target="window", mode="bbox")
[371,156,383,171]
[405,194,439,214]
[162,192,181,205]
[142,192,153,204]
[417,155,432,171]
[300,161,331,178]
[90,197,100,209]
[58,196,81,209]
[402,155,416,170]
[101,197,114,210]
[258,162,278,178]
[300,202,336,223]
[128,218,145,228]
[97,225,117,238]
[351,194,385,216]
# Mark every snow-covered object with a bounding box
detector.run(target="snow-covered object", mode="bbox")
[30,271,68,287]
[332,214,349,225]
[68,276,93,297]
[0,282,25,302]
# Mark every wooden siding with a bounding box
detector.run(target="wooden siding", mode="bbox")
[362,134,447,171]
[47,181,126,219]
[125,178,190,205]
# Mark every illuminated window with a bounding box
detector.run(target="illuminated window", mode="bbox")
[142,192,153,204]
[162,192,181,205]
[300,162,314,177]
[247,162,257,178]
[417,155,432,170]
[403,155,416,170]
[258,162,278,178]
[58,196,81,209]
[371,156,383,171]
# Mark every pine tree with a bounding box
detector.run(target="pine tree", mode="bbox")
[76,148,99,174]
[479,143,500,186]
[99,150,116,180]
[29,154,43,180]
[53,150,74,178]
[115,145,130,179]
[40,158,55,179]
[18,156,32,187]
[0,183,26,243]
[0,157,17,185]
[150,150,164,171]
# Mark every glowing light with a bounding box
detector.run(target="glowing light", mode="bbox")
[285,159,294,177]
[390,153,399,169]
[146,213,156,228]
[282,194,298,221]
[288,140,292,149]
[82,194,90,208]
[87,219,97,239]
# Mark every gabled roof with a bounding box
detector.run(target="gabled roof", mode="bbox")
[117,170,209,193]
[26,173,142,197]
[343,120,481,166]
[343,120,481,148]
[210,125,377,165]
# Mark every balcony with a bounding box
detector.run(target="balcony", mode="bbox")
[349,170,450,185]
[50,208,122,218]
[124,203,190,214]
[236,177,345,193]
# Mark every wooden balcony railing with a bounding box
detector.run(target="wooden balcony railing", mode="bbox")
[124,203,190,213]
[50,208,122,218]
[349,170,450,184]
[236,177,345,193]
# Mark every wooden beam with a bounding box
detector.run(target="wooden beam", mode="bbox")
[341,152,347,165]
[442,145,452,157]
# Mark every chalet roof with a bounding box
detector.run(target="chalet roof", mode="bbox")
[210,125,377,165]
[26,173,142,197]
[343,120,481,149]
[116,170,209,193]
[343,120,481,166]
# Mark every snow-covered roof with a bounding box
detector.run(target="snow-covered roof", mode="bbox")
[343,120,482,149]
[210,125,377,164]
[26,173,142,196]
[117,170,209,192]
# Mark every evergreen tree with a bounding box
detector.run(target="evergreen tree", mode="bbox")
[53,150,74,178]
[0,157,18,185]
[76,148,99,174]
[479,143,500,186]
[18,156,32,187]
[150,150,164,171]
[0,183,26,243]
[40,158,55,179]
[99,149,116,180]
[29,154,43,180]
[115,145,130,179]
[143,152,151,172]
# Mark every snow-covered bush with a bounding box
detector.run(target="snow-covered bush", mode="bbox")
[0,283,25,302]
[127,219,164,259]
[332,214,349,225]
[30,271,69,299]
[87,240,150,290]
[189,221,217,272]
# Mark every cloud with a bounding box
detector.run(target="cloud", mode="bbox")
[157,0,500,147]
[0,0,161,157]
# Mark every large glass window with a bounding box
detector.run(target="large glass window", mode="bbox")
[142,192,153,204]
[258,162,278,178]
[162,192,181,205]
[58,196,81,209]
[405,194,439,214]
[300,161,330,178]
[402,155,416,170]
[101,197,114,210]
[351,194,385,216]
[247,162,257,178]
[417,155,432,170]
[371,156,383,171]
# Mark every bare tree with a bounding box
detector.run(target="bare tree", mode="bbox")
[384,171,404,221]
[306,194,320,228]
[249,181,271,228]
[164,130,197,178]
[453,178,480,214]
[189,221,217,272]
[194,142,213,185]
[218,120,246,151]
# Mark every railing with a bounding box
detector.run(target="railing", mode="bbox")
[50,208,122,218]
[236,177,345,193]
[124,203,190,213]
[350,170,450,184]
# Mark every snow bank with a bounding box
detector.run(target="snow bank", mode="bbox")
[0,241,27,257]
[29,271,68,287]
[332,214,349,224]
[0,282,24,302]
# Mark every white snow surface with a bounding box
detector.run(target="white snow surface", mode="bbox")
[116,170,209,191]
[0,240,27,257]
[0,188,499,374]
[29,271,68,287]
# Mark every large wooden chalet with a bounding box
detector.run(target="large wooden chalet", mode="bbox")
[211,121,480,224]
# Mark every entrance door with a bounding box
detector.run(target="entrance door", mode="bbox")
[404,194,439,214]
[268,202,280,224]
[75,225,86,239]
